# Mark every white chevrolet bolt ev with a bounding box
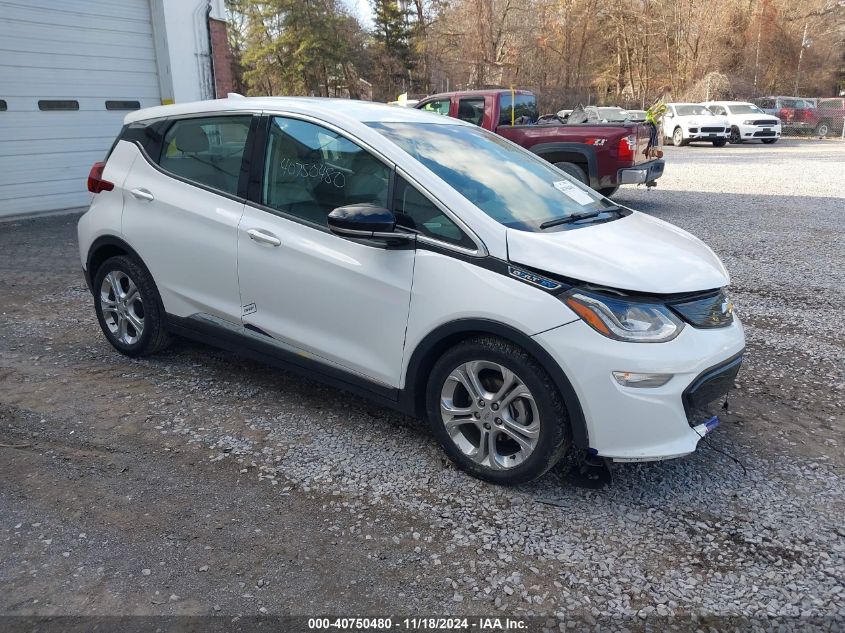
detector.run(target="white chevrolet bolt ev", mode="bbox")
[78,97,745,485]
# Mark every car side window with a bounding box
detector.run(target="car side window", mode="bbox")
[420,99,450,116]
[392,176,475,250]
[262,117,390,226]
[159,116,251,196]
[456,98,485,126]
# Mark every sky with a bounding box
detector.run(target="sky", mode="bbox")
[341,0,374,28]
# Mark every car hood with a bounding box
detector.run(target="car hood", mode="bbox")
[506,212,729,294]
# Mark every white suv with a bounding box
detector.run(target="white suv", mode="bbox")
[662,103,730,146]
[78,97,745,485]
[702,101,782,144]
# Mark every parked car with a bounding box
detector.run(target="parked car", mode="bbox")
[751,96,817,135]
[814,97,845,136]
[703,101,782,144]
[79,97,743,485]
[415,89,664,197]
[662,103,730,146]
[581,106,631,122]
[624,109,648,122]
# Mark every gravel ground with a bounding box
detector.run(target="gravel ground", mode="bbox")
[1,139,843,631]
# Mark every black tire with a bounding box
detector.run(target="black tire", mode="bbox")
[93,255,170,357]
[729,126,742,144]
[672,127,686,146]
[598,186,619,197]
[553,161,588,185]
[712,140,727,147]
[425,336,571,485]
[761,138,778,144]
[814,121,831,137]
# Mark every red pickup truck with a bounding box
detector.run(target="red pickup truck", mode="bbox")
[414,89,664,197]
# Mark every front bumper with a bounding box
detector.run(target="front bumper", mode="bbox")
[618,159,665,185]
[533,316,745,462]
[738,123,782,139]
[687,128,729,141]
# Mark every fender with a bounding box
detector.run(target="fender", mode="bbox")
[400,318,589,448]
[84,234,148,294]
[527,142,599,188]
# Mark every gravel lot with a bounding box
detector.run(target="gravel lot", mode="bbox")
[1,139,843,630]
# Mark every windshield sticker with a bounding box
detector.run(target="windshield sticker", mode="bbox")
[553,180,595,206]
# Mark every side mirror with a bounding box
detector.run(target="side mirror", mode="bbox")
[327,204,415,245]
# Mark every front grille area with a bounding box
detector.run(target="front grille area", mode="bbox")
[754,129,776,136]
[668,289,734,328]
[753,120,775,126]
[701,126,724,133]
[683,353,743,426]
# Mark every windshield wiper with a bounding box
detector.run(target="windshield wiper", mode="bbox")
[539,206,623,229]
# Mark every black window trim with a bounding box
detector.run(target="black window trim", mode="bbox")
[247,111,487,257]
[145,111,257,201]
[393,165,485,257]
[246,111,398,235]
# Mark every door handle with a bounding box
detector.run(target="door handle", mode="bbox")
[247,229,281,247]
[130,188,155,202]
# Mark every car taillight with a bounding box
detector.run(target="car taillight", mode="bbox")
[87,161,114,194]
[617,134,636,162]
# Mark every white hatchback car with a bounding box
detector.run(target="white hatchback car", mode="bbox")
[662,103,730,146]
[78,97,745,485]
[702,101,782,144]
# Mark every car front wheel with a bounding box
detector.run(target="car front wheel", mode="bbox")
[426,337,571,485]
[729,127,742,144]
[672,127,686,146]
[93,255,170,357]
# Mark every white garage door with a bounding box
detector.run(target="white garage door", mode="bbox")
[0,0,162,217]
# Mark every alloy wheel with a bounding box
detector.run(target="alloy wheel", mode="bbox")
[673,128,683,146]
[440,361,540,470]
[100,270,144,345]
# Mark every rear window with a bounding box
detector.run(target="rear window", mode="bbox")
[499,93,538,126]
[159,116,252,196]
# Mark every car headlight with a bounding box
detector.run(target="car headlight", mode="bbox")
[743,120,755,125]
[564,290,684,343]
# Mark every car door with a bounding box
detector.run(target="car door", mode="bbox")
[236,115,415,387]
[122,114,253,324]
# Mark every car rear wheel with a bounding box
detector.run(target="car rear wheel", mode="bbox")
[729,127,742,144]
[426,336,571,485]
[672,127,686,146]
[815,121,831,137]
[93,255,170,357]
[761,138,778,144]
[553,161,588,185]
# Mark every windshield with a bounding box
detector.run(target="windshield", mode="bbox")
[729,104,764,114]
[597,108,629,121]
[675,105,712,116]
[368,122,614,231]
